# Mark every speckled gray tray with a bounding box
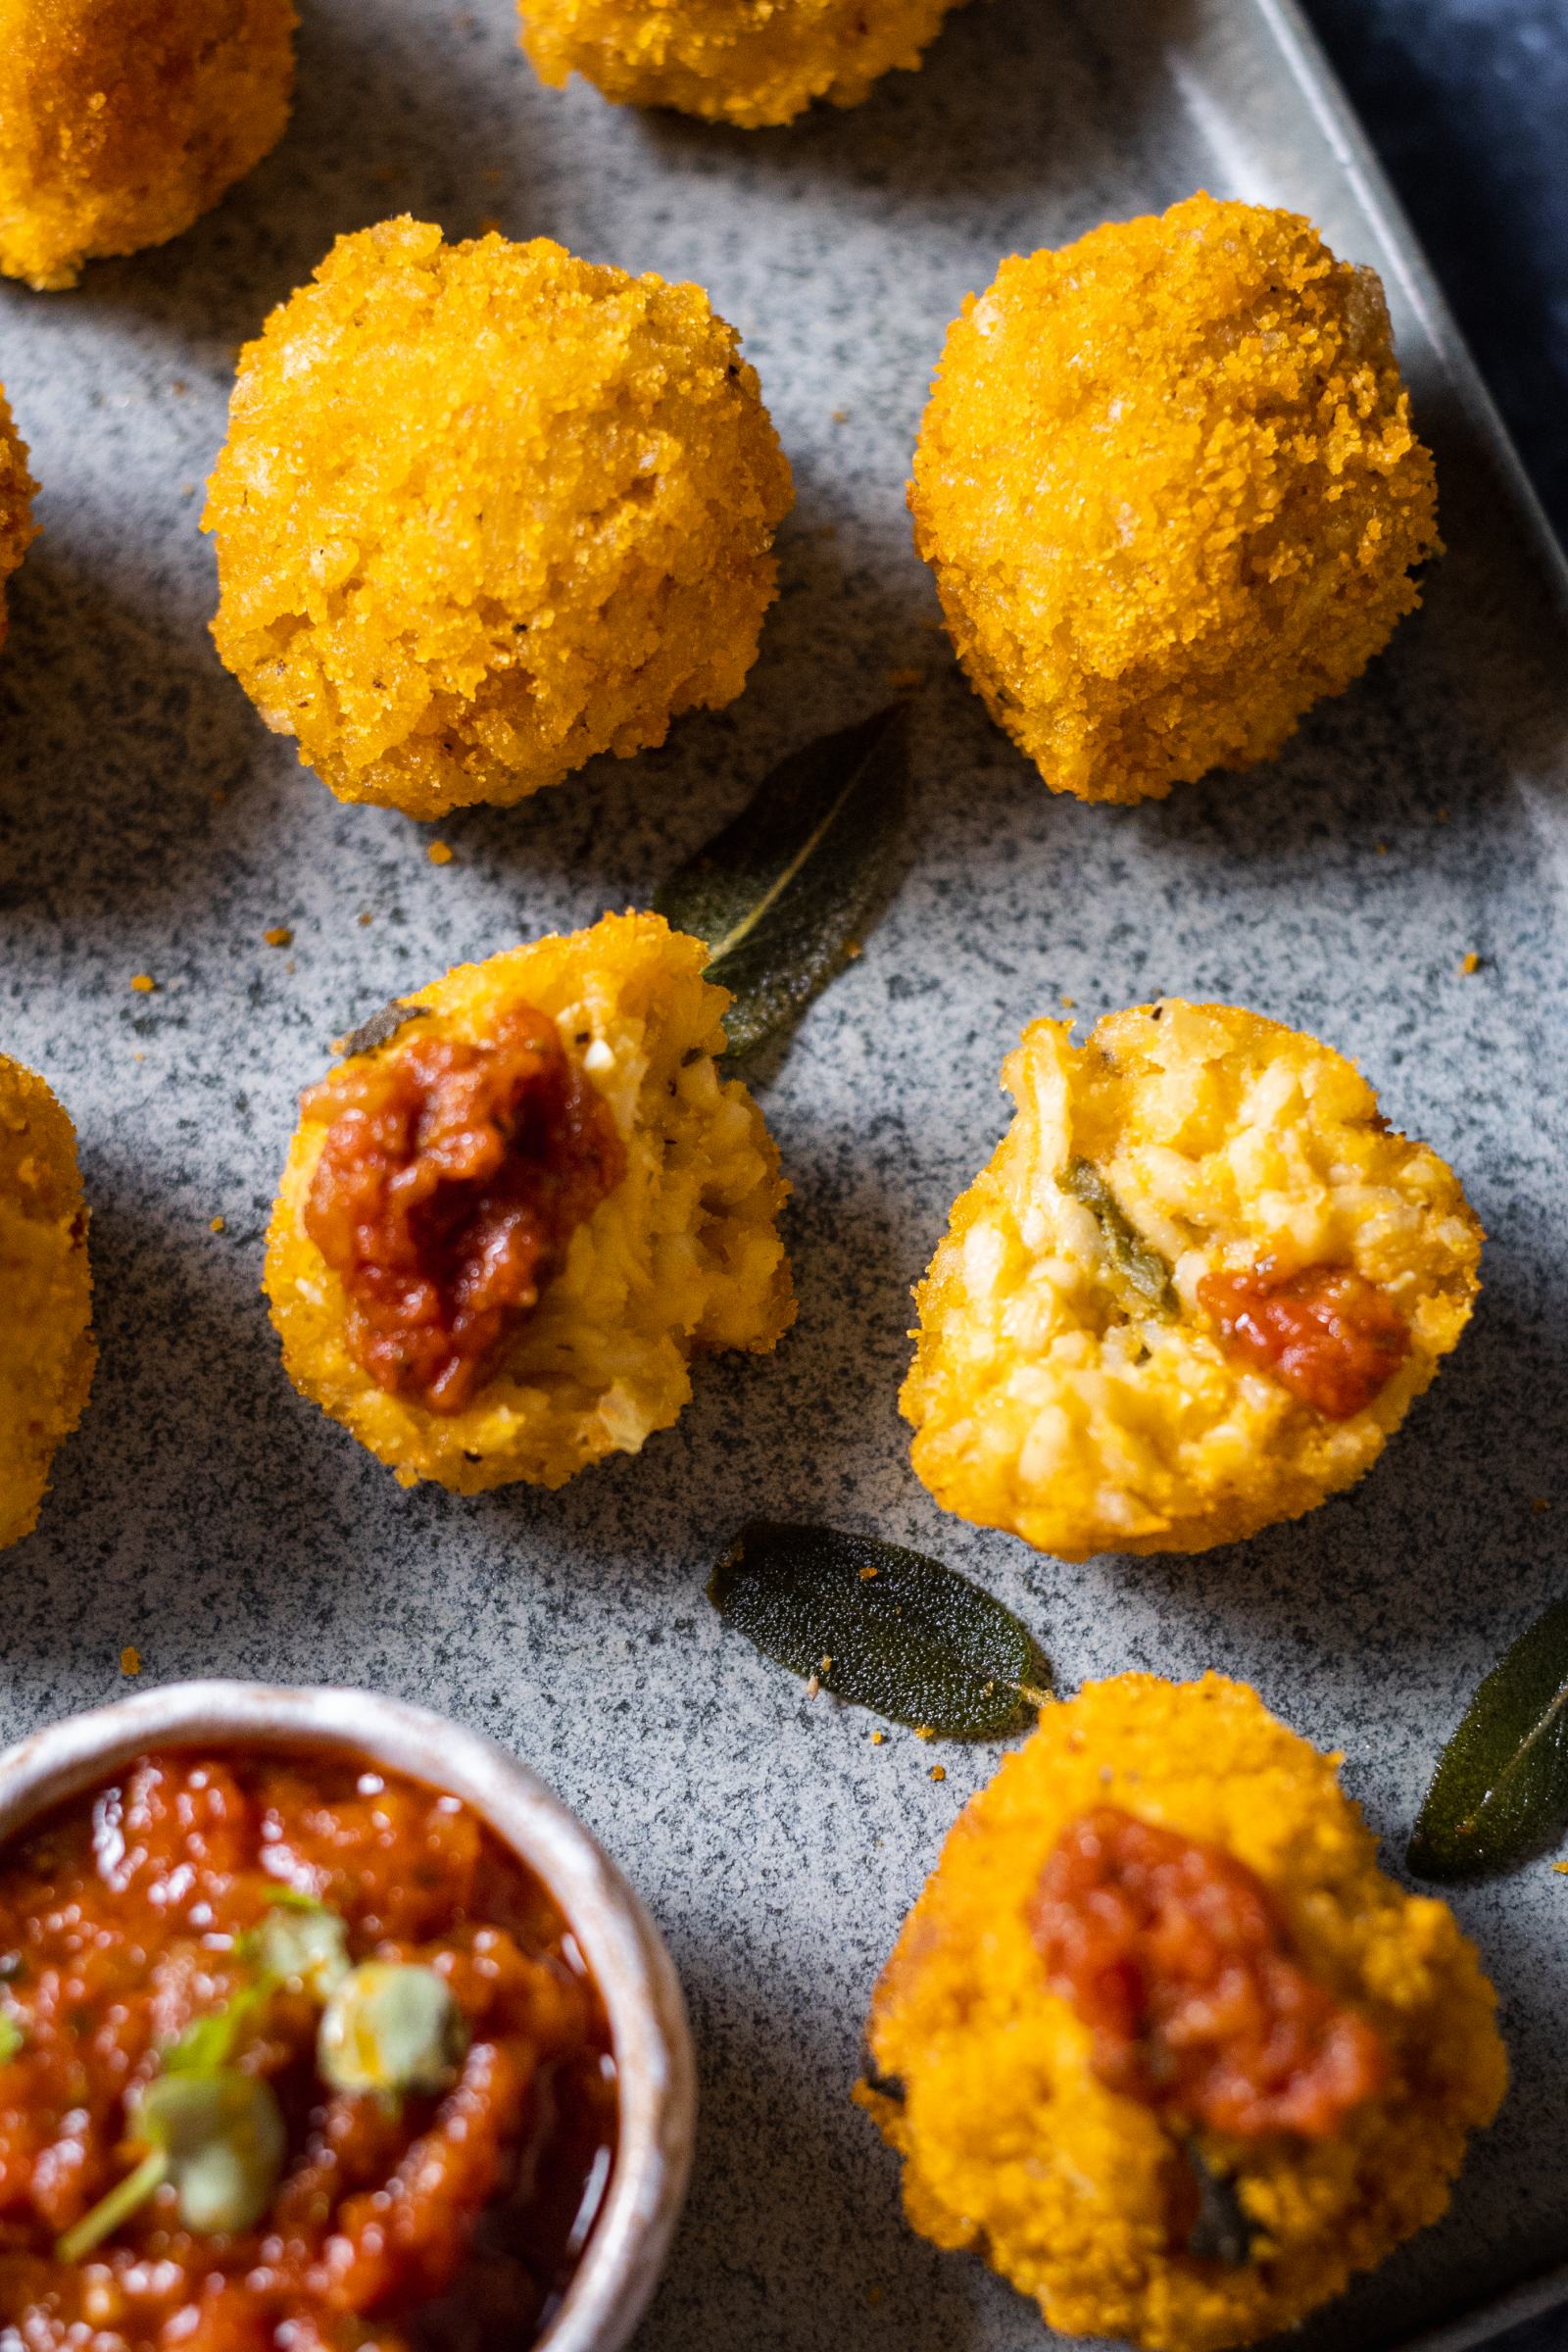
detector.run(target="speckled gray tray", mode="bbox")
[2,2,1566,2347]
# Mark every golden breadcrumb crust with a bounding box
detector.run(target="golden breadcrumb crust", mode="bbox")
[0,388,38,657]
[0,1055,95,1550]
[903,1002,1481,1557]
[266,912,795,1493]
[861,1674,1506,2352]
[206,220,794,818]
[0,0,296,290]
[910,193,1440,805]
[518,0,965,126]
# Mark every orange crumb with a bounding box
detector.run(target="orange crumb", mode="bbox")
[264,924,294,948]
[806,1674,821,1700]
[129,973,156,994]
[1460,951,1481,976]
[929,1764,947,1782]
[831,408,850,424]
[209,1215,226,1234]
[870,1730,886,1745]
[1375,842,1389,857]
[915,1725,935,1741]
[1554,1861,1568,1877]
[858,1564,878,1581]
[358,910,373,926]
[1060,994,1076,1009]
[427,840,455,866]
[820,1654,833,1672]
[1532,1496,1550,1514]
[120,1646,142,1677]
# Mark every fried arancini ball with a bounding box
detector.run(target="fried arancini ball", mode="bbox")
[0,388,38,657]
[859,1674,1506,2352]
[903,1003,1480,1557]
[266,911,795,1493]
[910,194,1441,805]
[0,1055,95,1550]
[517,0,966,126]
[0,0,297,291]
[206,220,794,819]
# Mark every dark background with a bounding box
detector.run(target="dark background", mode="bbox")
[1305,15,1567,2352]
[1301,0,1568,556]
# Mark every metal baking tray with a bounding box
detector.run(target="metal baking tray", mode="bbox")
[1,1,1564,2346]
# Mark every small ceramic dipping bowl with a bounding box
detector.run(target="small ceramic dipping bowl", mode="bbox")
[0,1680,696,2352]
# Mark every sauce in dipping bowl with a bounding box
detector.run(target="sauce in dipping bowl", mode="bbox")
[0,1686,693,2352]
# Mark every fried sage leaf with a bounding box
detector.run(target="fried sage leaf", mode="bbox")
[655,706,910,1062]
[710,1522,1051,1738]
[1063,1158,1175,1313]
[1185,2142,1254,2267]
[1408,1596,1568,1880]
[340,999,429,1060]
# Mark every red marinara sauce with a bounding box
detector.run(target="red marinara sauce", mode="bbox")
[1028,1806,1387,2140]
[1198,1258,1410,1420]
[304,1009,624,1414]
[0,1751,616,2351]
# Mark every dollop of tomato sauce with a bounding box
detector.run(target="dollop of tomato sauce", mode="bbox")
[0,1752,616,2352]
[1198,1257,1410,1419]
[1028,1807,1387,2140]
[303,1010,624,1414]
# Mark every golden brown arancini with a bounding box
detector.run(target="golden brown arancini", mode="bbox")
[910,193,1440,804]
[0,0,297,291]
[903,1002,1480,1556]
[0,387,38,656]
[265,912,795,1494]
[517,0,966,126]
[205,220,795,819]
[0,1054,95,1549]
[860,1673,1506,2352]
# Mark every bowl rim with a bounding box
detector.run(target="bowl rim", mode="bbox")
[0,1679,696,2352]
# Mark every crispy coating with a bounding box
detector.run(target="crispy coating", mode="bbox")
[0,387,38,658]
[266,912,796,1493]
[861,1674,1507,2352]
[903,1003,1480,1556]
[206,220,794,818]
[517,0,966,126]
[0,0,297,291]
[0,1055,95,1550]
[910,193,1440,804]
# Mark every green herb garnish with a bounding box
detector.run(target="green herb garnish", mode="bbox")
[318,1963,467,2096]
[655,706,911,1064]
[1409,1595,1568,1880]
[710,1522,1052,1738]
[56,2072,287,2261]
[58,1896,354,2262]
